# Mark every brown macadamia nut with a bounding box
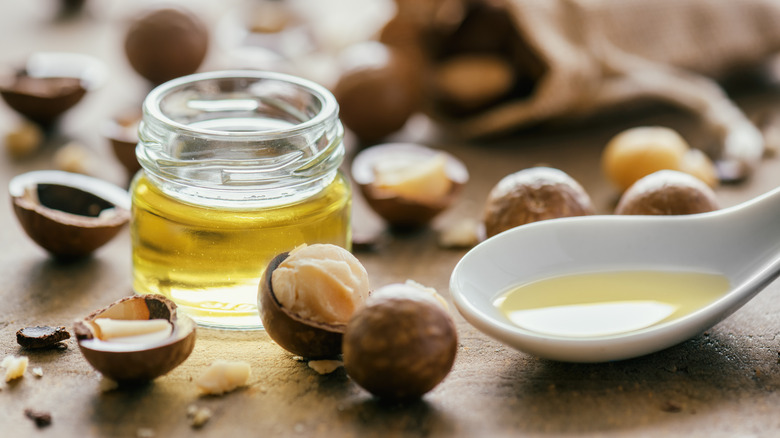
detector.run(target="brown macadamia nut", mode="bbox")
[483,167,594,238]
[615,170,719,215]
[125,8,209,84]
[333,42,420,143]
[342,280,457,401]
[602,126,718,190]
[272,244,370,326]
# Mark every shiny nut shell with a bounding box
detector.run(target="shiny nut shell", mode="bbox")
[9,170,131,259]
[74,295,196,382]
[258,252,344,359]
[351,143,469,228]
[102,111,142,181]
[0,52,106,124]
[342,287,458,400]
[615,170,719,215]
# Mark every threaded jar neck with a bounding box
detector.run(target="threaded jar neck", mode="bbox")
[137,70,344,207]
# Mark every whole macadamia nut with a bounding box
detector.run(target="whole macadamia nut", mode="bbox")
[125,8,209,84]
[602,126,718,190]
[482,167,594,238]
[615,170,719,215]
[342,281,457,401]
[333,42,420,143]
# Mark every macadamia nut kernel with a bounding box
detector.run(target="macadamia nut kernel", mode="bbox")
[272,244,369,326]
[2,355,29,381]
[373,153,452,204]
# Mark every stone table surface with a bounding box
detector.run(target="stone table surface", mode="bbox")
[2,1,780,437]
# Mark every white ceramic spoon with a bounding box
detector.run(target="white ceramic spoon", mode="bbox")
[450,186,780,363]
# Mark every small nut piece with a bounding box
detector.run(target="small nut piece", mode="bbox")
[195,360,251,395]
[483,167,594,238]
[352,143,469,228]
[74,295,196,382]
[615,170,719,215]
[602,126,718,190]
[433,54,515,112]
[1,355,29,382]
[259,244,370,358]
[16,326,70,349]
[342,281,457,400]
[4,121,43,159]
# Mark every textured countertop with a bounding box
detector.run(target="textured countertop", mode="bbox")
[2,1,780,437]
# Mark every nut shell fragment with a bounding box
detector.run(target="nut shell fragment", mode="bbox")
[16,326,70,349]
[74,295,196,382]
[9,170,131,259]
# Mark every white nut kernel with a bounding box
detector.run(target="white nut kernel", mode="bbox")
[272,244,369,325]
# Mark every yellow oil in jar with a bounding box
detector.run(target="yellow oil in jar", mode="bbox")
[130,171,351,329]
[494,270,730,338]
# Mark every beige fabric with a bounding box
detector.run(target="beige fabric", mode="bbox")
[421,0,780,174]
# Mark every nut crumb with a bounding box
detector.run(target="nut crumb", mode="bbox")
[1,355,29,382]
[437,218,481,249]
[136,427,155,438]
[24,408,52,427]
[291,356,306,362]
[32,367,43,378]
[308,359,343,375]
[53,141,93,175]
[187,405,212,428]
[195,360,251,395]
[5,122,43,159]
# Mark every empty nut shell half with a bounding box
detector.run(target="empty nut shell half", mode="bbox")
[351,143,469,228]
[73,295,196,382]
[259,252,345,359]
[9,170,131,259]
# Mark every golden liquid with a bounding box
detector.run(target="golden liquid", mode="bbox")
[494,271,730,338]
[130,172,351,329]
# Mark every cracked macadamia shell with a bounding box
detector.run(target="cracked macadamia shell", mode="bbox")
[352,143,469,228]
[615,170,719,215]
[259,244,370,358]
[9,170,131,259]
[483,167,594,238]
[342,281,457,400]
[74,295,196,382]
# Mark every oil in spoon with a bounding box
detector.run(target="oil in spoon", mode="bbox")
[494,271,730,338]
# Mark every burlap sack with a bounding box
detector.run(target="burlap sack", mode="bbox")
[395,0,780,176]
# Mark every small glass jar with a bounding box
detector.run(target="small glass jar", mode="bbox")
[130,70,351,330]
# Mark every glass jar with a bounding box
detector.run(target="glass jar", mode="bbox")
[131,70,351,330]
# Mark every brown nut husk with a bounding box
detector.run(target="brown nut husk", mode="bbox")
[259,246,370,359]
[102,110,142,181]
[351,143,469,228]
[9,171,131,259]
[74,295,196,382]
[483,167,594,238]
[125,7,209,85]
[333,42,421,143]
[0,52,105,124]
[342,282,457,401]
[615,170,719,215]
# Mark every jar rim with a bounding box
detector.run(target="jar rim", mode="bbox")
[143,70,339,139]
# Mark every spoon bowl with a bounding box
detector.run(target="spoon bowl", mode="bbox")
[450,186,780,362]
